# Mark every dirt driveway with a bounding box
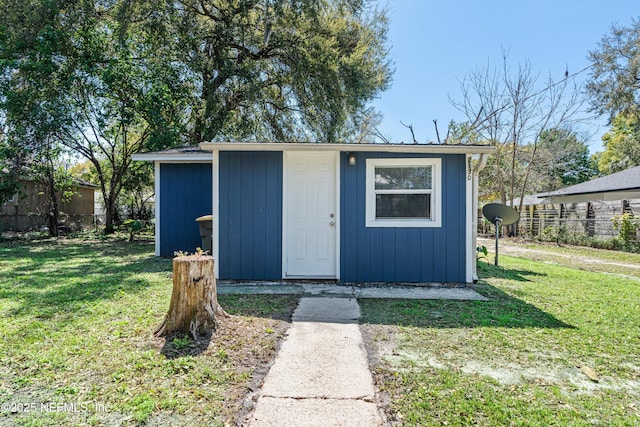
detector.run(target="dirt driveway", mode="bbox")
[478,237,640,279]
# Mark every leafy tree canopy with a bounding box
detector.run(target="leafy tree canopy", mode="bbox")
[475,128,596,204]
[537,128,596,189]
[596,111,640,174]
[586,18,640,177]
[1,0,392,146]
[159,0,392,143]
[0,0,392,231]
[587,18,640,120]
[0,0,192,231]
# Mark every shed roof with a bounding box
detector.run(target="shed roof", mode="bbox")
[538,166,640,202]
[198,141,495,155]
[132,147,213,162]
[133,142,495,162]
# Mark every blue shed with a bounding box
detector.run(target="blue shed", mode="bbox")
[132,148,213,257]
[134,142,493,284]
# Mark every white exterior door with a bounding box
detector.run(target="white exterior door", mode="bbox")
[284,152,338,278]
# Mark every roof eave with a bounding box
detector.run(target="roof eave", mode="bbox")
[132,152,213,162]
[198,141,495,155]
[543,189,640,203]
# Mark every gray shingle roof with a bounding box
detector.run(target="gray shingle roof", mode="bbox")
[539,166,640,197]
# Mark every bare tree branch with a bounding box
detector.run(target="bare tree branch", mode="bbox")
[400,120,418,144]
[450,54,587,218]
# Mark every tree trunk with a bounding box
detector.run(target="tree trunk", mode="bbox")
[104,213,114,233]
[104,195,116,234]
[154,255,228,340]
[45,164,59,237]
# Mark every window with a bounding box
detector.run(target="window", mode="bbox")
[365,158,441,227]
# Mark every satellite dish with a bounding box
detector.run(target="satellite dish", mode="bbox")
[482,203,520,226]
[481,203,520,266]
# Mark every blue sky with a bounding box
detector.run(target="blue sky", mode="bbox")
[371,0,638,153]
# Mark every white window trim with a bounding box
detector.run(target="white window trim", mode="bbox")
[365,158,442,228]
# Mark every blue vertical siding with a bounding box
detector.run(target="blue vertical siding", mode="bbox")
[340,152,467,283]
[159,163,212,257]
[219,151,283,280]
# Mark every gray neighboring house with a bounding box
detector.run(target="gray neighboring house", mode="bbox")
[508,166,640,239]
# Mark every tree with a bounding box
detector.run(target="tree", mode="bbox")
[1,0,192,233]
[59,3,192,233]
[0,0,67,207]
[1,0,392,233]
[587,18,640,121]
[163,0,392,143]
[450,54,586,212]
[33,150,77,236]
[587,19,640,176]
[0,0,77,235]
[535,128,597,190]
[595,111,640,174]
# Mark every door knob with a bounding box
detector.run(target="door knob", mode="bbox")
[330,222,335,226]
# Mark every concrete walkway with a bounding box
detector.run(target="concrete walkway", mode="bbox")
[219,281,488,301]
[246,297,383,427]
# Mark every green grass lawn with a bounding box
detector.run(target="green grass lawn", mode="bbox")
[0,237,297,426]
[361,256,640,426]
[3,236,639,426]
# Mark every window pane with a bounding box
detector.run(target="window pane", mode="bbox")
[402,167,432,189]
[375,166,432,190]
[375,167,403,189]
[376,194,431,219]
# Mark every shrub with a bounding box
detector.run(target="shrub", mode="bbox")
[612,213,639,244]
[533,224,640,254]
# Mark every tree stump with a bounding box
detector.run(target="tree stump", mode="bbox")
[154,255,228,340]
